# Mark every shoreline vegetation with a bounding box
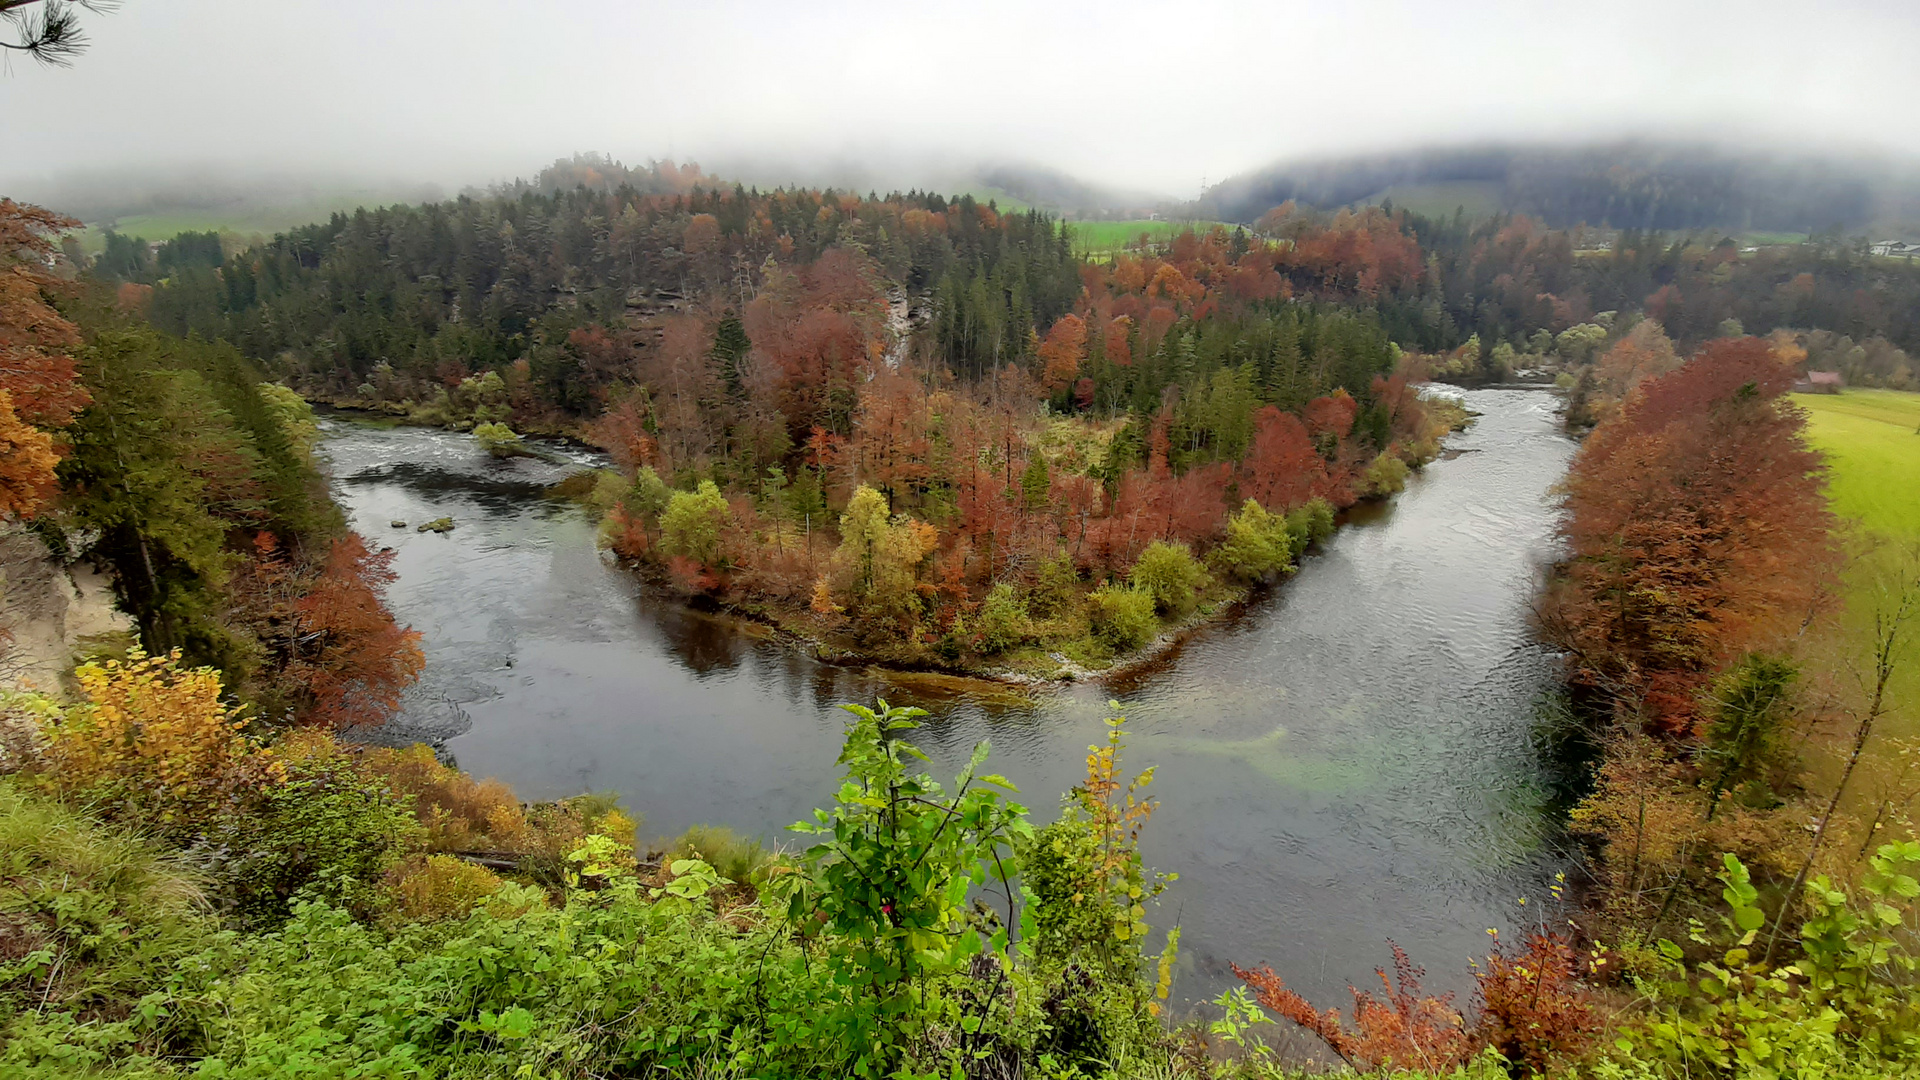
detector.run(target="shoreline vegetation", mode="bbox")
[354,390,1473,686]
[328,393,1476,686]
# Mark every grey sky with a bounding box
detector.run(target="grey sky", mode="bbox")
[4,0,1918,199]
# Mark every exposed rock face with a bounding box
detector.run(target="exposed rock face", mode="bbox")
[0,524,134,699]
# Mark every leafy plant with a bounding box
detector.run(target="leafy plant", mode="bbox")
[1622,847,1920,1076]
[209,729,419,923]
[1234,943,1471,1074]
[1129,540,1208,617]
[1088,582,1158,652]
[785,700,1033,1076]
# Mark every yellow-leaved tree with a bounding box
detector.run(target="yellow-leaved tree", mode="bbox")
[34,649,284,828]
[828,485,936,628]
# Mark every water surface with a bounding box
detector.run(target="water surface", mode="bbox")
[319,389,1575,1006]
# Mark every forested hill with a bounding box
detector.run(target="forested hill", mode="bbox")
[1197,143,1920,235]
[118,175,1081,426]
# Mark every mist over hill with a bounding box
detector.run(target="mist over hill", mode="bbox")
[1194,142,1920,236]
[24,141,1920,251]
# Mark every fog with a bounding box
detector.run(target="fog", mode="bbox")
[3,0,1916,204]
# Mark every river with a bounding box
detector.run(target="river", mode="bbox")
[317,387,1576,1009]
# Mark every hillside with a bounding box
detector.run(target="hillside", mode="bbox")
[1196,142,1920,235]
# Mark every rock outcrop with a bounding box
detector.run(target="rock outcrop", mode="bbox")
[0,524,134,698]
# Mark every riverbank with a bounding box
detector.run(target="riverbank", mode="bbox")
[604,551,1281,688]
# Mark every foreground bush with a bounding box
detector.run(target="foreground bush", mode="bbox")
[31,650,283,833]
[0,781,208,1033]
[1,703,1181,1079]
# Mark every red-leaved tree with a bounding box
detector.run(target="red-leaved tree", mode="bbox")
[1543,337,1836,730]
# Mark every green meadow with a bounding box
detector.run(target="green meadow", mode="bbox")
[1795,388,1920,764]
[1796,389,1920,540]
[1066,218,1238,258]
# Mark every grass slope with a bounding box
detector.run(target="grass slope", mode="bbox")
[1796,389,1920,540]
[1795,388,1920,765]
[1067,218,1235,257]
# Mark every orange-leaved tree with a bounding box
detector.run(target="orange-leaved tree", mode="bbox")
[285,533,425,730]
[233,531,424,730]
[1038,313,1088,395]
[1543,336,1836,730]
[0,199,91,517]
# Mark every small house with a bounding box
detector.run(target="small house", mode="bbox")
[1793,370,1845,394]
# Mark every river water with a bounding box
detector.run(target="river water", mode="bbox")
[317,388,1575,1008]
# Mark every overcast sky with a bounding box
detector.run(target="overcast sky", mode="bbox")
[4,0,1918,199]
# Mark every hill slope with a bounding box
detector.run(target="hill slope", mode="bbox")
[1197,142,1920,235]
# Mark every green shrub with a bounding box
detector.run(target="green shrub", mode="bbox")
[1618,846,1920,1077]
[785,701,1032,1074]
[472,421,522,457]
[386,853,503,923]
[1283,497,1336,559]
[974,582,1032,654]
[1088,582,1158,652]
[659,480,730,565]
[1128,540,1207,617]
[1214,499,1295,581]
[210,731,421,924]
[1029,550,1083,621]
[663,823,779,888]
[627,465,673,519]
[1359,451,1410,497]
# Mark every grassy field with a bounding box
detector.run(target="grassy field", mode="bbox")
[1794,389,1920,809]
[73,203,368,253]
[1796,389,1920,539]
[1741,230,1812,247]
[1066,218,1235,257]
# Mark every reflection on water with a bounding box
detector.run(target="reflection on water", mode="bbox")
[318,390,1576,1006]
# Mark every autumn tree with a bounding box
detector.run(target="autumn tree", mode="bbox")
[1544,337,1837,729]
[1038,313,1087,395]
[851,368,929,504]
[281,534,425,731]
[746,247,887,441]
[1239,406,1328,511]
[1586,318,1680,424]
[829,485,935,628]
[0,199,90,516]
